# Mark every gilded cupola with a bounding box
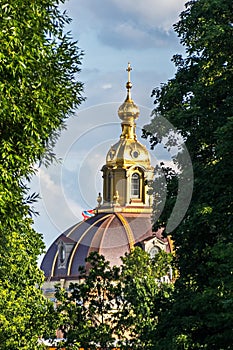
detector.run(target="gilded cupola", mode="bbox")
[101,63,154,210]
[118,63,140,129]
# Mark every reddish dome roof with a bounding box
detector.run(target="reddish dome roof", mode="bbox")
[41,212,171,282]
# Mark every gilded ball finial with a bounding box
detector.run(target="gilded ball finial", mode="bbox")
[118,62,140,124]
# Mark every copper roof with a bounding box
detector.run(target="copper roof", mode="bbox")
[41,212,171,281]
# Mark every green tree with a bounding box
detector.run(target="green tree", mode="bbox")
[56,252,121,349]
[144,0,233,349]
[0,0,84,348]
[118,248,174,350]
[56,249,174,350]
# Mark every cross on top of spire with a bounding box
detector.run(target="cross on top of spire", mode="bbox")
[125,62,133,101]
[126,62,132,82]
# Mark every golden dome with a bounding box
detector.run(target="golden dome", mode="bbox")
[118,99,139,123]
[106,63,152,168]
[106,139,152,168]
[118,62,140,124]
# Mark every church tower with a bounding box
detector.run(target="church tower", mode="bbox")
[41,65,172,293]
[100,63,154,210]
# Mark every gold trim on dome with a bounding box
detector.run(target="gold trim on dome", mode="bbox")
[51,252,58,278]
[167,235,175,254]
[67,214,111,276]
[50,221,83,277]
[116,213,135,250]
[97,205,152,214]
[98,215,115,255]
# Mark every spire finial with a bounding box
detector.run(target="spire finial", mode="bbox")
[126,62,133,101]
[127,62,132,82]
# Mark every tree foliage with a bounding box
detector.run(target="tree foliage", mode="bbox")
[55,249,174,349]
[144,0,233,349]
[0,0,84,348]
[119,248,174,349]
[56,252,122,349]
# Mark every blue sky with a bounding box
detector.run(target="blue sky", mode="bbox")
[31,0,187,256]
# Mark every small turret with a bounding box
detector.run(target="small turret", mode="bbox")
[101,63,154,210]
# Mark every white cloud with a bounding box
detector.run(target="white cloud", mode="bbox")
[38,168,60,195]
[65,197,84,220]
[35,167,83,233]
[62,0,186,49]
[99,22,175,50]
[111,0,186,31]
[102,83,112,89]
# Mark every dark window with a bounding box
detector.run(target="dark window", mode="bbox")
[131,173,140,198]
[107,173,112,202]
[59,245,66,264]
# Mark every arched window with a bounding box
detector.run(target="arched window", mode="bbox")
[131,173,140,198]
[107,173,112,202]
[149,245,160,259]
[59,244,66,265]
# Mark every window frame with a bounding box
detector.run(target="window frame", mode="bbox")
[131,172,140,198]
